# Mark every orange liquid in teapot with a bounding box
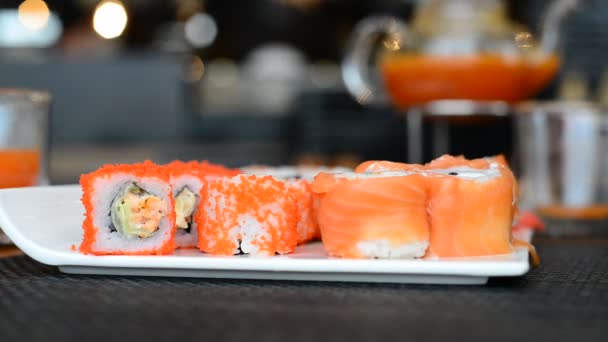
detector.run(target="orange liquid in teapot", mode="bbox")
[380,53,560,108]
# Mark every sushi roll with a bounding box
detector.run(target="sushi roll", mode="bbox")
[289,178,318,243]
[355,155,509,174]
[196,174,298,256]
[425,163,516,258]
[80,161,176,255]
[424,154,509,169]
[311,171,430,259]
[298,166,352,241]
[166,161,241,249]
[242,165,351,244]
[355,160,423,173]
[242,166,316,244]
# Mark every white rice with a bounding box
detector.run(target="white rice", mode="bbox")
[356,239,429,259]
[242,166,299,180]
[237,214,271,255]
[297,166,352,181]
[340,165,501,182]
[242,165,352,182]
[91,173,173,253]
[425,166,501,182]
[330,170,413,179]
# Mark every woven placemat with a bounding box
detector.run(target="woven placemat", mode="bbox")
[0,241,606,342]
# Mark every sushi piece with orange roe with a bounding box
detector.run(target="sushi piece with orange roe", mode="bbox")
[196,174,298,256]
[242,166,350,245]
[312,171,429,259]
[289,178,318,243]
[242,166,317,244]
[166,160,241,249]
[80,161,176,255]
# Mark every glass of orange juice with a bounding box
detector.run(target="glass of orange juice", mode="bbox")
[0,89,49,188]
[0,89,50,244]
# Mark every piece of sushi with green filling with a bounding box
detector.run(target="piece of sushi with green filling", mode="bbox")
[110,183,167,238]
[80,161,176,255]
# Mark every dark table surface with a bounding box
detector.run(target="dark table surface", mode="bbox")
[0,238,606,342]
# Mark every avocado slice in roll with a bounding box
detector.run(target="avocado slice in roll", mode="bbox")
[110,183,166,238]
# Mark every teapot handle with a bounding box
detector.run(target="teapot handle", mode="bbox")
[342,16,408,105]
[540,0,579,55]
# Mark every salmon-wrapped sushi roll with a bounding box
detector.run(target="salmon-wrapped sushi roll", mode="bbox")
[312,171,429,259]
[425,154,509,170]
[166,161,241,249]
[80,161,176,255]
[426,154,518,212]
[355,160,424,173]
[355,155,508,174]
[425,155,539,262]
[197,174,298,255]
[425,164,516,258]
[297,166,352,241]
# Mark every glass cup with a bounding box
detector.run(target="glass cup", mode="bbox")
[515,101,608,236]
[0,89,50,244]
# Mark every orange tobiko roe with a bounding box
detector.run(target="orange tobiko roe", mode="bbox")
[79,161,176,255]
[165,160,242,178]
[289,179,319,244]
[197,175,298,256]
[164,160,241,249]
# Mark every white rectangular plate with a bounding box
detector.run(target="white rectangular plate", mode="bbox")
[0,185,532,285]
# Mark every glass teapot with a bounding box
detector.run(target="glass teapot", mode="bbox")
[342,0,579,108]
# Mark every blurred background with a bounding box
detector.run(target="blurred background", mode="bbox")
[1,0,607,184]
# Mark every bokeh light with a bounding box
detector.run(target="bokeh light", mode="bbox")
[93,0,128,39]
[515,31,534,49]
[183,55,205,82]
[0,9,62,47]
[18,0,50,31]
[383,34,401,51]
[184,13,217,48]
[207,59,239,88]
